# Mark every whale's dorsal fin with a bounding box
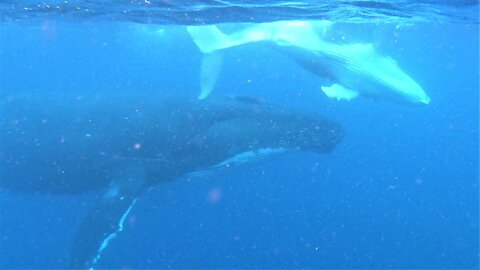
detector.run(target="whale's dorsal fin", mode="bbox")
[69,166,146,269]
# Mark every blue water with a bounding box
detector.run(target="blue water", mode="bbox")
[1,1,479,269]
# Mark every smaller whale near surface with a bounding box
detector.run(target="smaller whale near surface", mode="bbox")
[187,20,430,105]
[0,93,343,269]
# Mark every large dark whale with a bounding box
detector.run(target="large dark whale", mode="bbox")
[0,93,343,269]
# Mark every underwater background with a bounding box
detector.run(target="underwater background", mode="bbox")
[0,1,478,269]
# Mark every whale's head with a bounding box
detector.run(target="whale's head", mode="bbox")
[367,54,430,105]
[384,65,430,105]
[201,98,344,165]
[400,83,430,105]
[335,43,430,105]
[273,113,345,154]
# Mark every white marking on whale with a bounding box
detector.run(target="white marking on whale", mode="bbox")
[89,198,137,270]
[187,20,430,105]
[213,147,287,167]
[187,147,288,178]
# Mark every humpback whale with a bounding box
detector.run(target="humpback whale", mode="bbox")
[0,93,343,269]
[187,20,430,104]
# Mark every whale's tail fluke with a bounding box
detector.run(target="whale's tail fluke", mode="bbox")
[187,24,271,54]
[187,26,227,99]
[187,25,230,54]
[198,52,223,100]
[187,24,272,99]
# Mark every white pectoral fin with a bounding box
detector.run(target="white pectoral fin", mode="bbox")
[321,83,359,101]
[198,52,223,100]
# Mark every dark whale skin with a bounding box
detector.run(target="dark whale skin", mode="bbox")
[1,93,343,195]
[1,92,343,268]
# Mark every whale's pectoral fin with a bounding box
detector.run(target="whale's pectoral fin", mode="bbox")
[68,167,146,269]
[198,52,224,100]
[321,83,359,101]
